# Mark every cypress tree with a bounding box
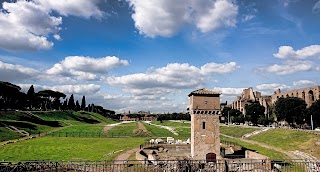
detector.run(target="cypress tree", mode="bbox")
[81,95,86,110]
[68,94,75,110]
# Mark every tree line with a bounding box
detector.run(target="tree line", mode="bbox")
[0,81,115,118]
[221,97,320,128]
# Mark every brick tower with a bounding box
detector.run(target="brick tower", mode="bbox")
[188,88,221,160]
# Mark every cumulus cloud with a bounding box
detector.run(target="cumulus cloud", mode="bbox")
[273,45,320,59]
[128,0,238,37]
[0,61,39,81]
[47,56,128,81]
[18,84,101,95]
[213,87,245,96]
[193,0,238,32]
[313,0,320,13]
[256,83,290,91]
[256,80,316,95]
[0,0,103,51]
[200,62,239,74]
[35,0,104,19]
[292,80,315,87]
[106,62,239,97]
[259,60,314,75]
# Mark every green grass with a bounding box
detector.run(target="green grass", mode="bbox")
[0,137,145,161]
[249,129,320,158]
[142,122,176,138]
[106,122,140,137]
[0,120,58,135]
[0,128,23,142]
[152,120,191,128]
[220,135,288,160]
[220,126,259,138]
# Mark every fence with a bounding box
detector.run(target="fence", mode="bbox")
[0,159,319,172]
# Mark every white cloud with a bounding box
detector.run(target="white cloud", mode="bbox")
[128,0,238,37]
[194,0,238,32]
[313,0,320,13]
[47,56,128,81]
[0,0,60,51]
[53,34,61,40]
[241,15,255,22]
[292,80,315,87]
[200,62,239,74]
[256,83,290,91]
[0,61,39,81]
[260,60,314,75]
[107,62,238,90]
[128,0,187,37]
[35,0,104,19]
[213,87,245,96]
[0,0,103,51]
[18,84,101,95]
[273,45,320,59]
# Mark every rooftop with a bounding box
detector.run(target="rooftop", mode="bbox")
[188,88,220,96]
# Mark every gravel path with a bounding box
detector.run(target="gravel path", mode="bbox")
[103,121,135,134]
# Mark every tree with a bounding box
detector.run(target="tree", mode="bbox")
[307,99,320,128]
[26,85,35,109]
[68,94,75,110]
[245,103,265,125]
[81,96,86,110]
[274,97,307,126]
[221,107,243,123]
[75,100,80,111]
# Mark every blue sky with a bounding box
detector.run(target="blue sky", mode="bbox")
[1,0,320,113]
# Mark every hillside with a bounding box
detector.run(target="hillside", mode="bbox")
[0,110,116,142]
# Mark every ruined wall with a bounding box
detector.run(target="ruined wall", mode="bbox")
[271,86,320,107]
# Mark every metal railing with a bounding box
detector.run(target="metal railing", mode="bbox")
[0,159,319,172]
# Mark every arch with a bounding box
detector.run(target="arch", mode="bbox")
[286,94,289,98]
[308,90,314,102]
[296,92,299,97]
[291,93,294,97]
[302,91,305,100]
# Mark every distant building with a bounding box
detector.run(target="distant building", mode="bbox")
[231,87,271,115]
[271,86,320,107]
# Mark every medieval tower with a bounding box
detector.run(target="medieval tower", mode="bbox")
[189,88,221,160]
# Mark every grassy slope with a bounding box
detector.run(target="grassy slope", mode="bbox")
[0,137,145,161]
[0,111,117,141]
[0,128,23,142]
[220,135,288,160]
[142,122,176,138]
[249,129,320,158]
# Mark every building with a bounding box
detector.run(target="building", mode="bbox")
[271,86,320,107]
[231,87,271,115]
[188,88,221,160]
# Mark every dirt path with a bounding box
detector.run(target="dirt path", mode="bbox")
[113,147,140,164]
[221,133,300,159]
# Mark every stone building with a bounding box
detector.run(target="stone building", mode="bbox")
[188,88,221,160]
[231,87,271,115]
[271,86,320,107]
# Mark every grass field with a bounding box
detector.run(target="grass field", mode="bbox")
[142,122,176,138]
[0,128,23,142]
[249,129,320,158]
[220,126,259,138]
[220,135,288,160]
[0,137,145,161]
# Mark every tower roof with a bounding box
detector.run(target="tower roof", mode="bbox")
[188,88,220,97]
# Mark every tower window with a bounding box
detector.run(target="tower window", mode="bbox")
[203,122,206,129]
[204,101,208,104]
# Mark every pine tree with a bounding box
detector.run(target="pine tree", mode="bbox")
[68,94,75,110]
[81,95,86,110]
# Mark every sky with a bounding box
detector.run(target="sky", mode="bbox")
[0,0,320,113]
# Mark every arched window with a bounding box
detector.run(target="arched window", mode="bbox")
[308,90,314,102]
[302,91,305,100]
